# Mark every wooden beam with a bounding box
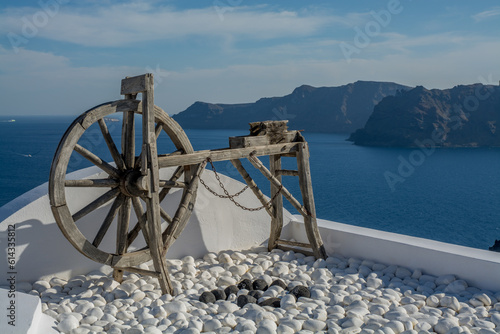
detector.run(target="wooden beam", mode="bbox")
[268,155,283,251]
[229,131,298,148]
[230,159,273,217]
[276,169,299,177]
[158,143,300,168]
[276,239,312,249]
[247,154,308,217]
[296,143,327,259]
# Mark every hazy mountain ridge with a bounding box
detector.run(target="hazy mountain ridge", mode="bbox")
[172,81,410,133]
[348,84,500,147]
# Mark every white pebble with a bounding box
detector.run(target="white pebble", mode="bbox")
[57,315,79,333]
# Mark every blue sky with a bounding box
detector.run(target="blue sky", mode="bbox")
[0,0,499,116]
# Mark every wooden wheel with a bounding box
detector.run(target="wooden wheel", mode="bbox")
[49,99,197,270]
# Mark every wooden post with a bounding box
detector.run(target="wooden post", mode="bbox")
[141,74,173,295]
[268,155,283,251]
[296,143,327,259]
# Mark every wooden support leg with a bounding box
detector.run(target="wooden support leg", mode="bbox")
[230,159,274,218]
[142,74,172,295]
[269,155,283,251]
[296,143,327,259]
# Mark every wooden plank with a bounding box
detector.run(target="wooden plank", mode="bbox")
[122,110,135,169]
[276,169,299,177]
[121,74,147,95]
[268,155,283,251]
[230,159,273,217]
[276,239,312,249]
[72,187,120,222]
[247,154,308,217]
[114,196,131,283]
[141,73,173,295]
[229,131,298,148]
[158,143,300,168]
[65,179,120,187]
[93,194,124,248]
[296,143,327,259]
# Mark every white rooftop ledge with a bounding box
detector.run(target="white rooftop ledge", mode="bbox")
[289,215,500,292]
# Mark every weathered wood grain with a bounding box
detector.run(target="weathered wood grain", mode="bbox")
[296,143,327,259]
[268,155,283,251]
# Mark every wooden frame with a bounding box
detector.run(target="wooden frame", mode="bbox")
[49,74,326,295]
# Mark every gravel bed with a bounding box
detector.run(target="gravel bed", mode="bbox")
[20,248,500,334]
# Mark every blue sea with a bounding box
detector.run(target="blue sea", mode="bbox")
[1,115,499,250]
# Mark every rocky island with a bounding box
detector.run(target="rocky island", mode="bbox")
[173,81,409,134]
[348,84,500,147]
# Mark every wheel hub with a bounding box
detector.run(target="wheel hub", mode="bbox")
[120,169,147,197]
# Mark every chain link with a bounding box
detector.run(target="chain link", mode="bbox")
[199,158,282,212]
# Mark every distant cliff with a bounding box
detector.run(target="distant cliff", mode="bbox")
[172,81,410,133]
[348,84,500,147]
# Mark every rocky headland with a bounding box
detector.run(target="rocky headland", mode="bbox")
[348,84,500,147]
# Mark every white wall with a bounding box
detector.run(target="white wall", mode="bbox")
[0,166,292,283]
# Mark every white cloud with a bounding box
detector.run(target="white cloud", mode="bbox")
[472,7,500,22]
[2,39,499,117]
[0,2,341,47]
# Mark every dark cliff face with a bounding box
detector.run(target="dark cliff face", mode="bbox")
[348,84,500,147]
[172,81,410,133]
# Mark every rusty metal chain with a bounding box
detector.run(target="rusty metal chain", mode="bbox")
[199,158,282,211]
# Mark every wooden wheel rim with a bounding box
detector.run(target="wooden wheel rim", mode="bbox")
[49,99,194,268]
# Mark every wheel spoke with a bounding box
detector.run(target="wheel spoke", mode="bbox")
[98,118,126,171]
[122,111,135,169]
[155,122,163,139]
[116,197,131,255]
[74,144,120,178]
[159,166,185,202]
[160,207,173,224]
[162,162,206,251]
[65,179,119,188]
[129,197,150,247]
[72,187,120,222]
[159,180,187,188]
[92,194,124,247]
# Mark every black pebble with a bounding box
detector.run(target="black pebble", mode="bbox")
[199,291,216,303]
[238,279,253,291]
[258,297,281,308]
[270,279,287,290]
[248,290,263,300]
[211,289,226,301]
[252,279,268,291]
[290,285,310,300]
[237,294,257,308]
[224,285,239,299]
